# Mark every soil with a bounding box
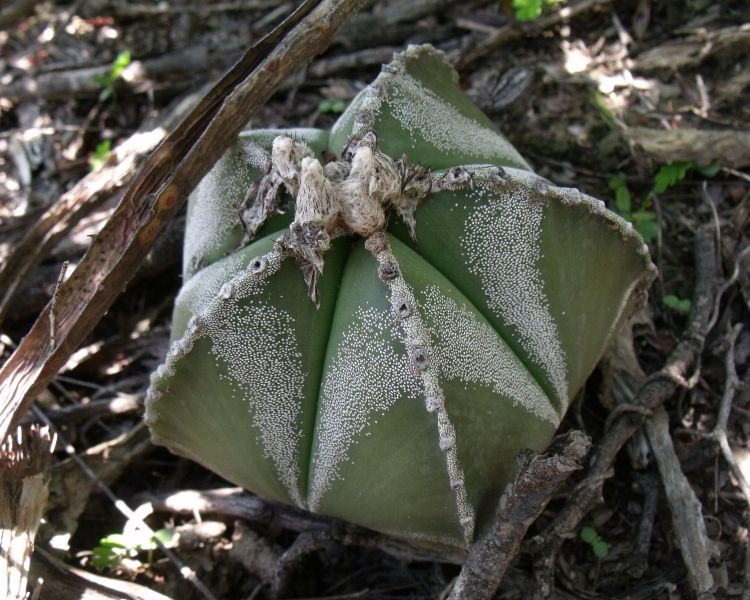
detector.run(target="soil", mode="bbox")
[1,0,749,599]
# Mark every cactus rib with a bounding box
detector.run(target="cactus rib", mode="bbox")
[365,232,475,544]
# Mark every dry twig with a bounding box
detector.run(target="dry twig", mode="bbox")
[145,487,463,565]
[0,92,201,329]
[705,324,750,599]
[456,0,611,70]
[627,127,750,169]
[645,406,715,596]
[449,431,591,600]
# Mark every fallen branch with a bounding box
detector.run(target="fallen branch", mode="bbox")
[706,323,750,599]
[456,0,611,70]
[606,309,716,593]
[145,487,463,565]
[645,406,715,596]
[0,425,55,600]
[531,225,719,598]
[448,431,591,600]
[0,0,368,441]
[634,23,750,71]
[0,92,201,329]
[3,47,237,103]
[627,127,750,169]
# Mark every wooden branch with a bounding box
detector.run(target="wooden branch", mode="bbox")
[634,23,750,71]
[645,407,714,595]
[627,127,750,169]
[145,487,465,565]
[0,92,201,330]
[456,0,612,71]
[3,47,237,103]
[448,431,590,600]
[0,0,368,441]
[531,225,719,598]
[0,425,55,600]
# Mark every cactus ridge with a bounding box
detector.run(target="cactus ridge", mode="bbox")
[365,232,475,544]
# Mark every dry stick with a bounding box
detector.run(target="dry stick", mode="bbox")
[4,46,234,103]
[531,225,719,599]
[710,324,750,496]
[273,527,409,597]
[633,472,659,573]
[144,488,464,565]
[706,324,750,598]
[0,91,202,330]
[456,0,612,70]
[707,244,750,333]
[448,431,591,600]
[645,407,715,596]
[31,406,216,600]
[0,0,368,441]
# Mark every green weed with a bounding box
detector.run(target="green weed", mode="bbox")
[89,139,112,171]
[91,524,176,572]
[512,0,564,21]
[580,525,609,559]
[93,50,132,102]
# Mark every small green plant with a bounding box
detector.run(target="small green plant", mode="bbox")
[608,175,659,243]
[89,139,112,171]
[609,160,719,244]
[580,525,610,559]
[93,50,132,102]
[653,160,720,193]
[662,294,692,315]
[653,161,693,193]
[318,98,347,114]
[512,0,564,21]
[91,524,176,572]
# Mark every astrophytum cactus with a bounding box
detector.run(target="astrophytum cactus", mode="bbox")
[145,45,656,551]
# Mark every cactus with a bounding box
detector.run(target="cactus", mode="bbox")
[146,45,656,551]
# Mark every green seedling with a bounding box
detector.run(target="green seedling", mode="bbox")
[318,98,347,114]
[654,161,693,194]
[592,91,618,129]
[654,160,720,193]
[609,160,720,244]
[145,45,655,552]
[89,139,112,171]
[93,50,132,102]
[91,526,176,572]
[580,525,609,559]
[513,0,564,21]
[608,175,658,243]
[662,294,692,315]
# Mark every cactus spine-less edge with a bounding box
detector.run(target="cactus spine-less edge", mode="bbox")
[145,44,657,553]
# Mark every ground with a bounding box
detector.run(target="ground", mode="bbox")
[0,0,749,598]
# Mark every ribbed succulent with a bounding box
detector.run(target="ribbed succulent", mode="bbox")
[145,45,656,552]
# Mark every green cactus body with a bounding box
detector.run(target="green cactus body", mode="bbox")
[146,46,656,551]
